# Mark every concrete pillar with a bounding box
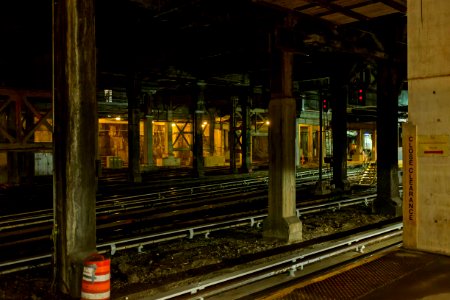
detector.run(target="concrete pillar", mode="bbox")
[240,88,252,173]
[193,81,205,177]
[143,115,154,167]
[263,97,301,242]
[331,85,350,191]
[263,50,302,243]
[52,0,97,297]
[127,73,142,183]
[229,96,238,173]
[405,0,450,254]
[375,60,401,216]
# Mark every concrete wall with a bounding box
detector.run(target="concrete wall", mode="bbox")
[406,0,450,255]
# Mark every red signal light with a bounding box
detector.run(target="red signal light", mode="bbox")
[357,88,365,103]
[322,99,328,111]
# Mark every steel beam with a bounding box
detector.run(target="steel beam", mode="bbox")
[127,73,142,183]
[193,81,205,177]
[376,59,402,216]
[332,82,350,191]
[240,88,252,173]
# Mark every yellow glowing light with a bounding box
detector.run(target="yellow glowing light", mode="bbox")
[171,123,176,127]
[266,121,270,125]
[115,117,121,121]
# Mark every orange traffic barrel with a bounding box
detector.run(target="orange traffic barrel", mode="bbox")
[81,254,111,300]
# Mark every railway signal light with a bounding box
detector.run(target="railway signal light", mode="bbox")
[322,98,329,112]
[357,87,366,105]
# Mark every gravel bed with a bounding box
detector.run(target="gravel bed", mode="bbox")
[0,206,391,299]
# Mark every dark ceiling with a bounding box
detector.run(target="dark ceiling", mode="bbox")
[0,0,406,109]
[257,0,406,25]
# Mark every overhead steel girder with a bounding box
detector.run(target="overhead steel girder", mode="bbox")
[0,88,53,151]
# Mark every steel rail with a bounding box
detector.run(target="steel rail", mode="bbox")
[0,174,271,226]
[95,194,377,255]
[0,168,363,232]
[143,222,403,300]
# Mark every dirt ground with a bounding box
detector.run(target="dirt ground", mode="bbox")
[0,206,391,300]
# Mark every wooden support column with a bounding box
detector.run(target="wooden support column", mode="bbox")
[127,73,142,183]
[53,0,97,297]
[263,48,302,243]
[193,81,205,177]
[240,88,252,173]
[331,84,350,191]
[376,59,402,216]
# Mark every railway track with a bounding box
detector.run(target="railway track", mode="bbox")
[0,167,369,274]
[122,221,403,300]
[0,167,363,233]
[0,168,367,262]
[0,193,377,275]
